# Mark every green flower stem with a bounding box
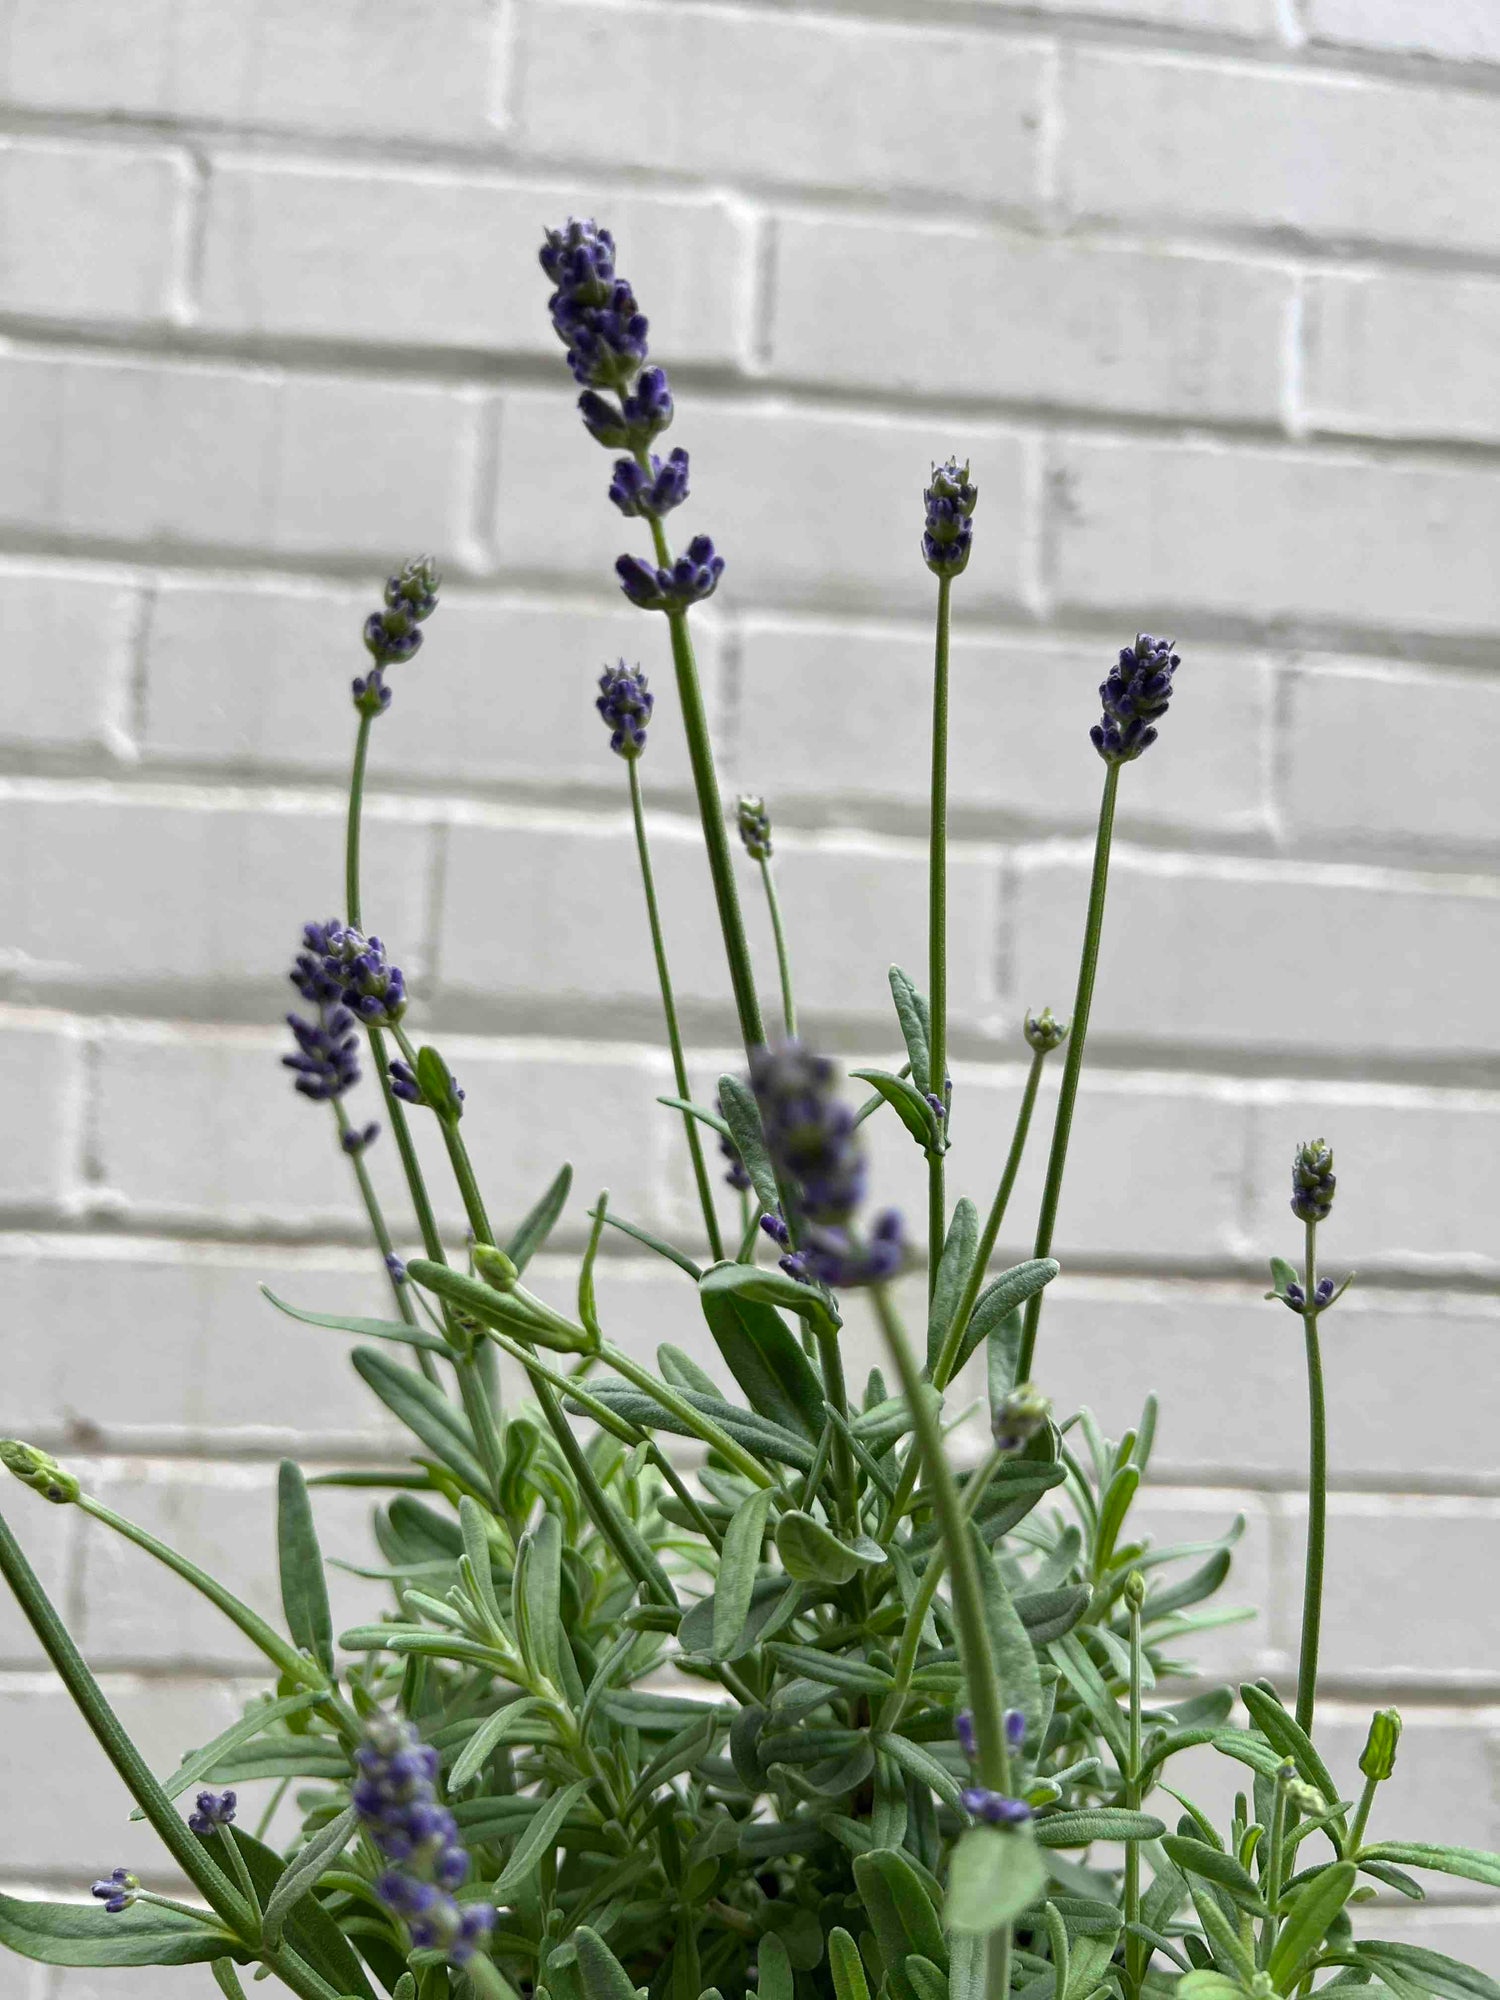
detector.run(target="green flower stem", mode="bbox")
[757,854,797,1040]
[1017,760,1121,1383]
[1296,1215,1328,1739]
[1259,1784,1289,1970]
[1124,1586,1145,2000]
[218,1831,264,1935]
[870,1288,1008,1791]
[331,1101,418,1329]
[627,757,725,1260]
[931,1041,1052,1392]
[928,573,953,1303]
[345,712,373,933]
[639,501,764,1052]
[0,1510,345,2000]
[1345,1772,1380,1857]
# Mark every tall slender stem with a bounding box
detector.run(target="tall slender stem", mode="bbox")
[628,757,724,1260]
[1017,761,1121,1383]
[758,855,797,1041]
[638,501,764,1054]
[1124,1583,1145,2000]
[332,1101,417,1325]
[932,1044,1050,1391]
[1296,1216,1327,1738]
[345,713,372,933]
[927,574,952,1302]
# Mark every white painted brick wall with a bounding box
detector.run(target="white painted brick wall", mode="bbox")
[2,0,1499,1981]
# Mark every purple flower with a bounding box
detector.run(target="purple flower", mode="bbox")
[91,1868,137,1914]
[389,1058,464,1116]
[956,1710,978,1759]
[748,1044,907,1291]
[736,796,772,862]
[540,218,649,391]
[579,367,675,452]
[616,533,725,612]
[1005,1708,1027,1751]
[609,447,690,519]
[315,926,407,1027]
[1291,1138,1336,1223]
[1091,633,1180,764]
[188,1790,237,1835]
[353,1716,495,1971]
[283,1005,361,1102]
[341,1120,380,1154]
[961,1787,1033,1826]
[596,660,654,758]
[357,559,441,714]
[385,1253,408,1283]
[923,460,977,578]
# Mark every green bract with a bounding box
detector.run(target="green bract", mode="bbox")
[0,220,1493,2000]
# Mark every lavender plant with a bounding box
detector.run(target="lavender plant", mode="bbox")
[0,216,1495,2000]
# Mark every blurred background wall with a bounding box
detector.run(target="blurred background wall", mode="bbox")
[4,0,1500,1989]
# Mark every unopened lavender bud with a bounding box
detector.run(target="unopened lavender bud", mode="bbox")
[956,1709,978,1759]
[188,1789,237,1835]
[992,1382,1051,1454]
[960,1787,1032,1826]
[351,667,393,718]
[608,447,690,520]
[1,1439,79,1505]
[1124,1569,1147,1612]
[385,1253,408,1283]
[1092,634,1180,765]
[1291,1139,1336,1223]
[925,1092,946,1122]
[736,796,772,861]
[596,660,653,758]
[1024,1008,1069,1054]
[1004,1708,1026,1751]
[90,1869,138,1914]
[616,534,725,613]
[341,1121,380,1155]
[923,460,977,578]
[1359,1707,1402,1782]
[473,1245,519,1293]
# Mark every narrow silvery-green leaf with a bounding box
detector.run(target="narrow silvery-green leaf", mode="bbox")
[1358,1845,1500,1891]
[698,1270,827,1434]
[507,1163,573,1272]
[657,1095,735,1142]
[408,1260,589,1354]
[926,1197,979,1371]
[493,1780,594,1903]
[351,1348,488,1495]
[259,1288,450,1354]
[1355,1941,1500,2000]
[905,1956,948,2000]
[1016,1584,1090,1645]
[276,1460,334,1676]
[1038,1810,1167,1848]
[260,1806,358,1947]
[854,1845,947,1971]
[850,1068,939,1151]
[701,1258,841,1343]
[716,1074,780,1214]
[945,1826,1047,1934]
[459,1494,503,1627]
[1175,1974,1247,2000]
[829,1927,873,2000]
[129,1689,324,1818]
[594,1208,703,1279]
[971,1523,1043,1749]
[970,1258,1059,1342]
[888,967,933,1097]
[1268,1862,1357,1987]
[714,1487,774,1658]
[1239,1683,1345,1834]
[1160,1834,1267,1914]
[876,1731,962,1810]
[1052,1632,1128,1766]
[522,1512,564,1687]
[775,1509,877,1585]
[657,1344,721,1398]
[448,1698,552,1790]
[574,1927,643,2000]
[0,1891,235,1968]
[1092,1461,1141,1579]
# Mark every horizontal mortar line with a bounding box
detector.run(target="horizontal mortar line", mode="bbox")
[8,743,1500,885]
[4,1207,1499,1300]
[7,522,1500,681]
[20,314,1500,475]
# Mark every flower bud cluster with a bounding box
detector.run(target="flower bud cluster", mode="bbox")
[351,1715,496,1967]
[355,558,441,717]
[597,661,654,758]
[736,796,772,862]
[1291,1139,1336,1222]
[923,461,978,577]
[1091,634,1179,764]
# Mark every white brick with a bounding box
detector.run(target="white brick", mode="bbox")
[200,165,752,367]
[75,1458,384,1668]
[493,391,1035,616]
[733,622,1271,836]
[1274,1494,1500,1683]
[1308,0,1500,63]
[1244,1083,1500,1275]
[1014,848,1500,1063]
[988,0,1272,24]
[0,1672,268,1875]
[438,813,1000,1033]
[0,1016,81,1205]
[1128,1488,1278,1679]
[0,787,429,997]
[1032,1279,1500,1485]
[1306,270,1500,444]
[0,0,500,140]
[0,564,135,754]
[1283,659,1500,850]
[94,1023,678,1237]
[0,350,478,560]
[141,577,721,797]
[1063,53,1500,257]
[770,216,1288,425]
[0,1498,73,1668]
[1050,435,1500,638]
[515,2,1044,205]
[0,140,185,325]
[0,1235,404,1451]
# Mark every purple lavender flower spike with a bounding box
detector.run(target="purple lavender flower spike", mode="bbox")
[316,926,408,1027]
[91,1868,138,1914]
[1291,1138,1336,1222]
[616,533,725,613]
[188,1789,237,1835]
[356,558,441,715]
[596,660,654,757]
[961,1786,1033,1826]
[923,460,978,577]
[609,447,690,520]
[1005,1708,1027,1751]
[540,218,650,392]
[283,1005,361,1102]
[1091,633,1180,764]
[353,1714,496,1971]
